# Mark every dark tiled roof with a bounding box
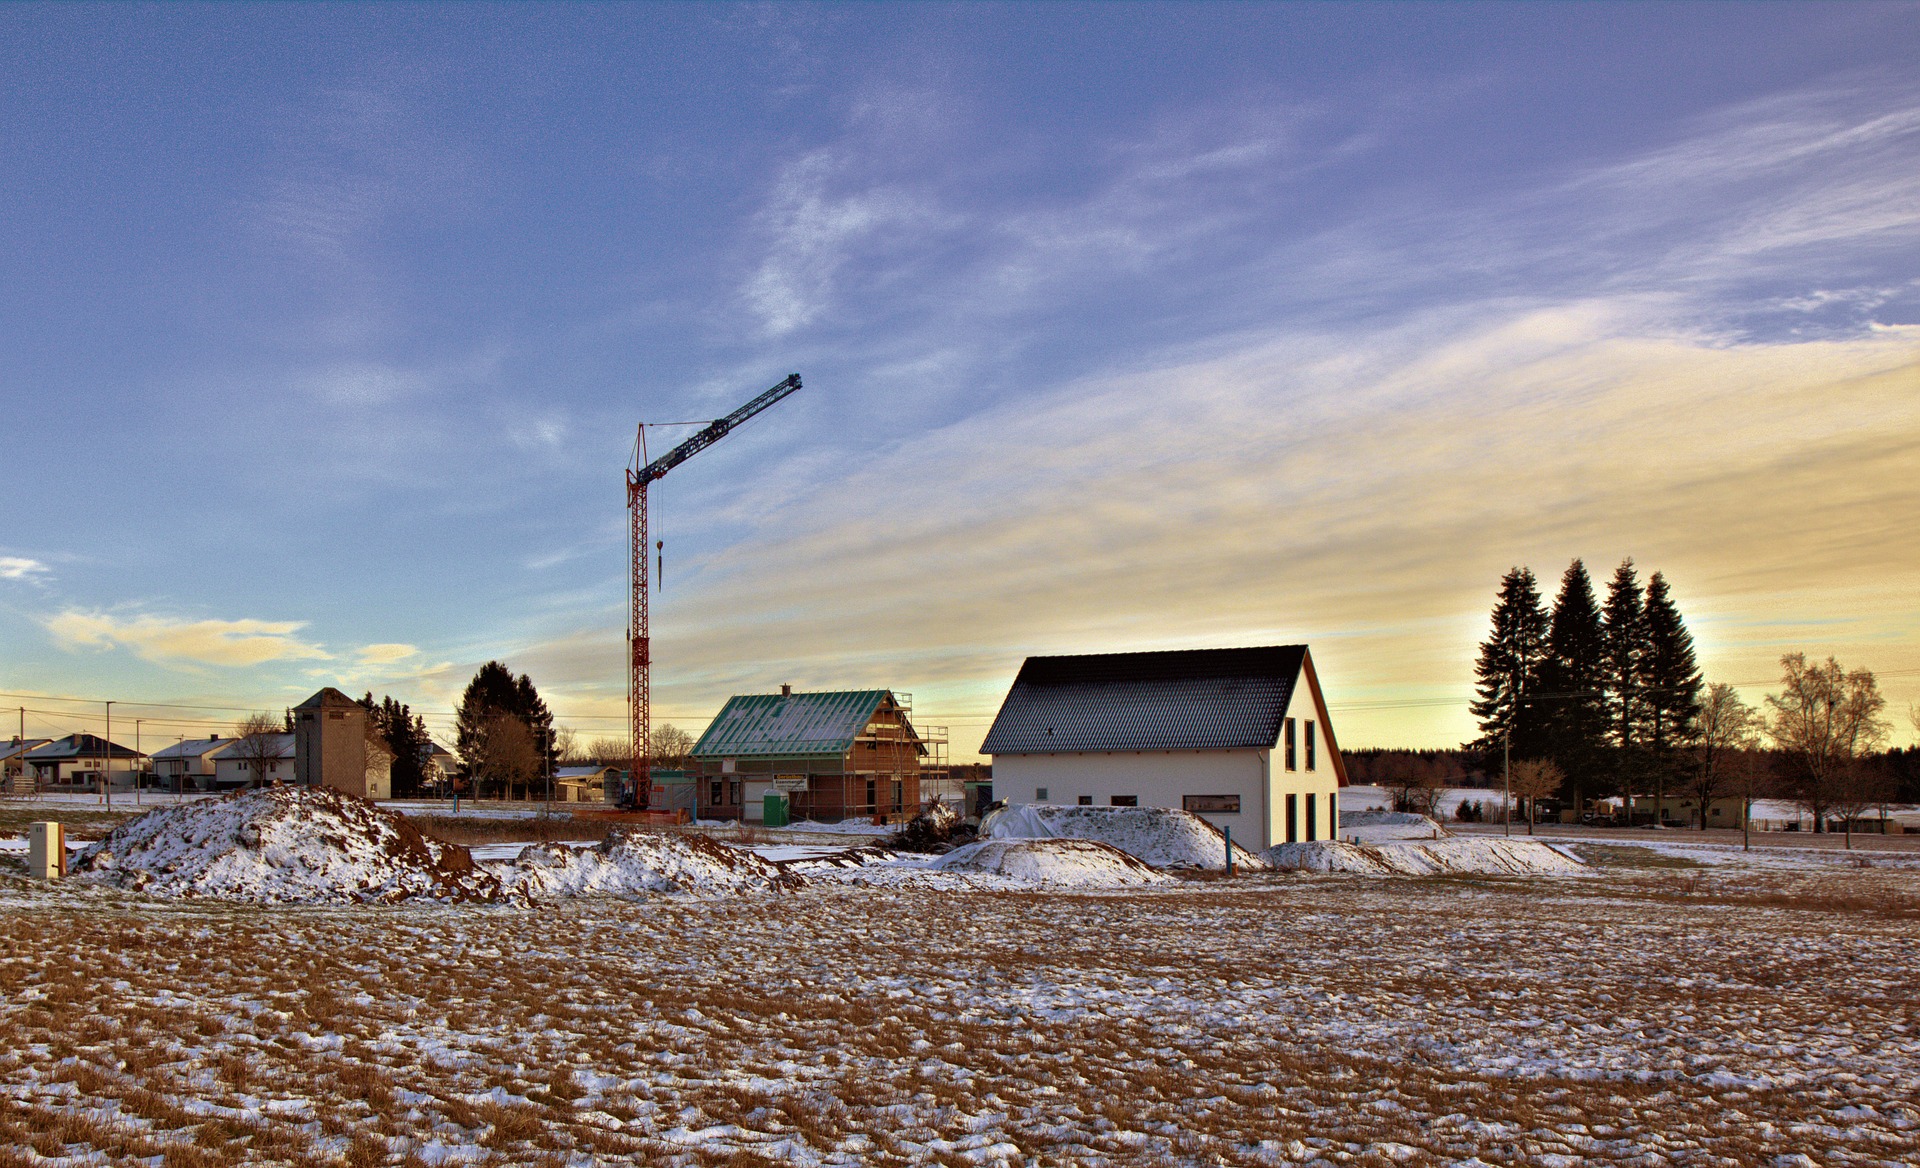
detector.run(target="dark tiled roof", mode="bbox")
[979,646,1307,755]
[295,687,359,709]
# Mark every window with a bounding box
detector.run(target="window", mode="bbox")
[1305,721,1316,771]
[1077,795,1093,806]
[1286,794,1298,843]
[865,779,878,808]
[891,781,903,812]
[1035,787,1048,801]
[1306,792,1318,842]
[1284,719,1297,771]
[1183,794,1240,813]
[710,780,723,805]
[1110,795,1138,807]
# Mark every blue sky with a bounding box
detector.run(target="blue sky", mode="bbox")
[3,2,1917,757]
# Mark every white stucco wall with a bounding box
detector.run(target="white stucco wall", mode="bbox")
[992,747,1339,850]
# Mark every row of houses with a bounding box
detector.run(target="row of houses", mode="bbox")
[7,645,1349,851]
[673,644,1345,851]
[1,689,463,798]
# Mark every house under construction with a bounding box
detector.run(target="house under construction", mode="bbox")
[690,687,951,822]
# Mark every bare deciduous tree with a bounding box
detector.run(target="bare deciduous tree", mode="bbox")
[463,713,540,800]
[1685,682,1760,831]
[1764,654,1889,846]
[585,737,633,770]
[650,724,694,769]
[1508,759,1564,835]
[234,712,284,788]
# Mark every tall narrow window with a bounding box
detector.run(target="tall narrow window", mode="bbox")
[1306,792,1318,842]
[1284,719,1297,771]
[1286,793,1298,843]
[1329,791,1339,839]
[1305,721,1316,771]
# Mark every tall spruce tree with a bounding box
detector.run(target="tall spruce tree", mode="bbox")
[359,692,432,799]
[1601,559,1648,814]
[1469,566,1551,770]
[1540,559,1608,813]
[1640,571,1702,818]
[455,662,557,799]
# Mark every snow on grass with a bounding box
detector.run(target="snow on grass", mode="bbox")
[69,785,503,904]
[1339,809,1449,841]
[1,854,1916,1166]
[1265,837,1585,875]
[984,804,1266,870]
[931,838,1173,888]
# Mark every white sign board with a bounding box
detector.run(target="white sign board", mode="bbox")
[771,775,808,793]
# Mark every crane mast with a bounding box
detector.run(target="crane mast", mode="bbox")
[626,373,801,809]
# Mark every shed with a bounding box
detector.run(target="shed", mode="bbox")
[979,645,1347,850]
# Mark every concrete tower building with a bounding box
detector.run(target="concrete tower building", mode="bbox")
[293,688,372,797]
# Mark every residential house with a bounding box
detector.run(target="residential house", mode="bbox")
[979,645,1347,850]
[213,734,296,789]
[149,736,235,792]
[2,738,52,795]
[692,687,925,822]
[22,734,146,791]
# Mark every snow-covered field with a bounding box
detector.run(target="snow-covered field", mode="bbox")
[2,846,1917,1166]
[2,790,1918,1165]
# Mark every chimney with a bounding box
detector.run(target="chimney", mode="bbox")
[780,684,792,698]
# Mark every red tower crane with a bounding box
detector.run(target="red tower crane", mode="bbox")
[625,373,802,810]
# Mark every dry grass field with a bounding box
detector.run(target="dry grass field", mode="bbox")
[1,857,1917,1166]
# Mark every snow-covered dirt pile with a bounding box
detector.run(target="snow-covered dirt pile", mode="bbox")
[498,829,801,899]
[71,785,502,903]
[1266,837,1585,875]
[984,804,1265,870]
[932,838,1173,887]
[1339,809,1448,841]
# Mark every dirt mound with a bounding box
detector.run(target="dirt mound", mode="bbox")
[1264,838,1584,876]
[73,785,503,903]
[932,838,1173,887]
[500,830,803,899]
[984,804,1266,870]
[889,797,975,853]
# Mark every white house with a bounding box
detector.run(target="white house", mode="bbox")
[2,738,52,794]
[212,733,295,789]
[978,645,1347,850]
[149,736,235,791]
[21,734,147,791]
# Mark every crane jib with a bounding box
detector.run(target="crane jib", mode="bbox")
[637,373,801,485]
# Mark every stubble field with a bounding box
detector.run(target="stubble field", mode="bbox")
[1,855,1917,1167]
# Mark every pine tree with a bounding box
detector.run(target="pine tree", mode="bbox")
[455,662,555,799]
[1641,571,1702,820]
[1469,566,1551,769]
[1540,559,1607,813]
[1601,559,1647,814]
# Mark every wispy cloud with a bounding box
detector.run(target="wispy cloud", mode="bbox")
[45,610,334,669]
[0,557,49,581]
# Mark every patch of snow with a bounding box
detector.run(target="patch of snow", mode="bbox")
[71,785,503,903]
[498,830,801,899]
[983,805,1265,870]
[1339,810,1450,841]
[1264,837,1585,876]
[932,839,1173,888]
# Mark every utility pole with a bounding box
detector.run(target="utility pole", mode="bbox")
[134,719,142,805]
[102,700,113,811]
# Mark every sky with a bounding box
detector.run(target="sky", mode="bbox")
[2,2,1917,760]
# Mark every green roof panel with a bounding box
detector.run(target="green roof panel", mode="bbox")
[691,690,890,759]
